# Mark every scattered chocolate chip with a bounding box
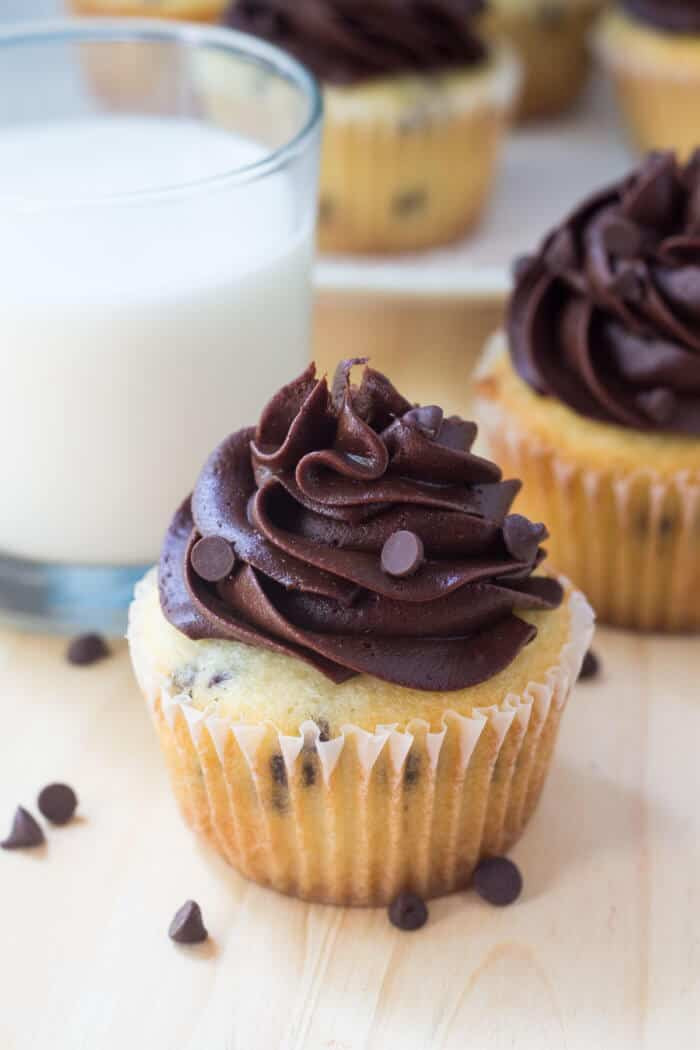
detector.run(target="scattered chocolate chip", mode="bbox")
[316,718,331,743]
[172,665,196,692]
[637,387,677,424]
[502,514,547,563]
[1,806,45,849]
[191,536,236,583]
[602,217,643,259]
[544,227,577,274]
[403,405,443,437]
[388,891,428,931]
[579,648,600,680]
[168,900,208,944]
[473,857,522,906]
[435,417,477,451]
[37,783,77,826]
[381,530,425,578]
[66,633,109,666]
[392,188,428,216]
[270,753,287,786]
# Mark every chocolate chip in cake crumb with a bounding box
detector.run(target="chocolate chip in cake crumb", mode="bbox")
[191,535,235,583]
[172,665,196,692]
[579,648,601,680]
[37,783,77,826]
[381,530,424,578]
[392,188,428,217]
[404,752,420,786]
[659,514,676,537]
[207,670,232,689]
[388,891,428,931]
[1,806,45,850]
[473,857,523,906]
[316,718,331,743]
[302,761,316,787]
[66,633,109,666]
[168,900,208,944]
[270,753,287,786]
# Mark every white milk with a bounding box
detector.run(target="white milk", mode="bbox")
[0,117,313,564]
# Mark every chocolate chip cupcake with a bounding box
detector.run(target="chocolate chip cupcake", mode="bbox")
[595,3,700,160]
[483,0,604,120]
[216,1,520,253]
[475,152,700,632]
[129,360,592,905]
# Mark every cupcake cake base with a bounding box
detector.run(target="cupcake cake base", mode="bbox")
[129,569,592,906]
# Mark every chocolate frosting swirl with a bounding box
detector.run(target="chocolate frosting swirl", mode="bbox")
[159,360,563,692]
[621,1,700,33]
[223,0,488,85]
[509,152,700,435]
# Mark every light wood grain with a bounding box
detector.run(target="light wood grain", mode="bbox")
[1,623,698,1050]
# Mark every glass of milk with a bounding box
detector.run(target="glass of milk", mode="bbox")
[0,18,322,634]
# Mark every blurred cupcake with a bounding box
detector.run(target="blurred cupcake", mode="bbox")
[474,152,700,632]
[483,0,604,120]
[129,359,592,905]
[221,1,520,254]
[71,1,227,19]
[595,3,700,159]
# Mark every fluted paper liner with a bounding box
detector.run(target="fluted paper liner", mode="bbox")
[475,354,700,633]
[130,579,592,906]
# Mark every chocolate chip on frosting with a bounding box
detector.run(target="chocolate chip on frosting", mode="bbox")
[502,514,547,563]
[191,535,236,583]
[473,857,523,906]
[1,806,44,850]
[381,530,425,578]
[168,900,208,944]
[38,783,77,826]
[388,891,429,931]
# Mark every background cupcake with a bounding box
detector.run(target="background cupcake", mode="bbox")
[129,360,592,905]
[474,151,700,632]
[595,2,700,159]
[483,0,604,120]
[221,0,520,254]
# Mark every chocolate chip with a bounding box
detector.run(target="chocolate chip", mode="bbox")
[544,227,577,274]
[66,633,109,666]
[602,217,643,259]
[404,752,420,786]
[392,188,428,216]
[316,718,331,743]
[37,783,77,826]
[191,536,235,583]
[207,670,232,689]
[502,514,547,563]
[381,530,425,578]
[388,891,428,931]
[403,405,443,437]
[637,387,676,424]
[1,806,45,849]
[579,648,600,680]
[302,761,316,787]
[168,900,208,944]
[472,857,522,906]
[270,753,287,786]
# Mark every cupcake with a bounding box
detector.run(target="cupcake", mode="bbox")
[70,1,227,19]
[483,0,604,120]
[474,152,700,632]
[595,3,700,159]
[220,1,520,254]
[128,359,593,905]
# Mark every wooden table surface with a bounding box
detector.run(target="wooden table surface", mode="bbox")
[1,621,698,1050]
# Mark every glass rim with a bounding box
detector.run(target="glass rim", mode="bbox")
[0,17,323,208]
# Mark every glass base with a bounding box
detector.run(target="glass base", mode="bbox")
[0,552,150,636]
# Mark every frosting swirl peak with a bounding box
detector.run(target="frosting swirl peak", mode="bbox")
[508,152,700,435]
[159,361,563,692]
[223,0,488,85]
